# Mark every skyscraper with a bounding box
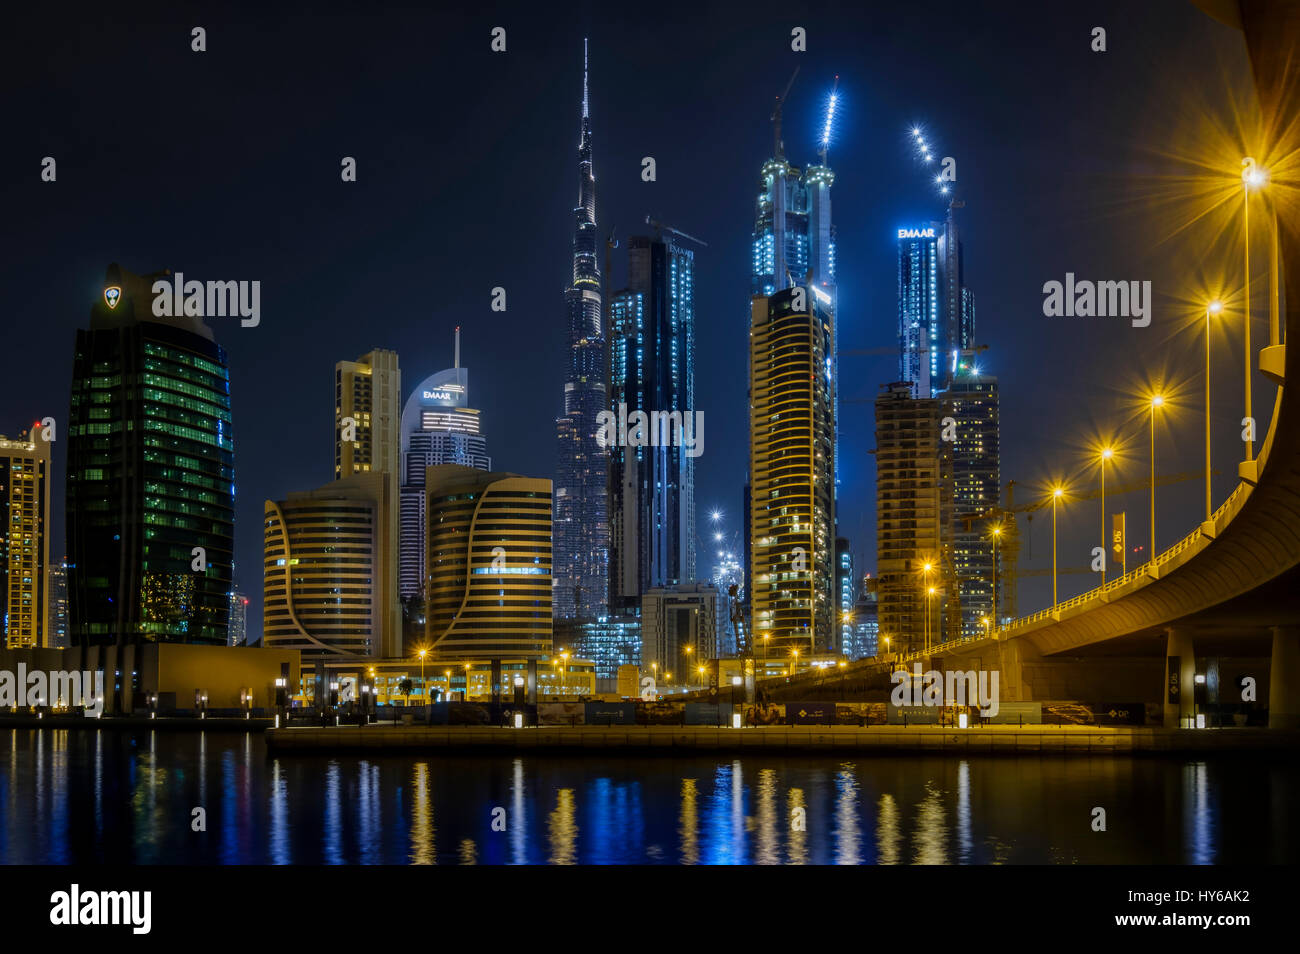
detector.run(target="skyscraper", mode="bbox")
[334,349,401,657]
[399,328,490,598]
[898,206,975,397]
[227,589,249,647]
[264,474,395,657]
[874,382,950,654]
[335,350,401,483]
[641,583,721,676]
[425,465,552,660]
[553,39,609,620]
[1,427,52,649]
[608,232,698,615]
[748,286,835,659]
[67,265,234,652]
[946,355,1000,638]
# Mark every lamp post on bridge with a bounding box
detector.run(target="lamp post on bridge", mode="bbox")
[1149,394,1165,567]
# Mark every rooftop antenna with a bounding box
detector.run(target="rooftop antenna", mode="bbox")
[583,37,589,119]
[817,75,840,164]
[454,326,460,369]
[771,66,800,161]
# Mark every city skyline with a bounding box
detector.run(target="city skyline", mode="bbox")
[1,1,1273,643]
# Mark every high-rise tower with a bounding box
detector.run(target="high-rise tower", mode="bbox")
[399,328,490,598]
[608,232,698,615]
[1,427,52,649]
[554,39,609,620]
[748,287,835,659]
[67,265,234,654]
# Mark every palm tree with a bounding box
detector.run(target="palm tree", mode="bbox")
[396,678,414,702]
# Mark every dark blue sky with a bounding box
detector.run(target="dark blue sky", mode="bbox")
[3,0,1266,636]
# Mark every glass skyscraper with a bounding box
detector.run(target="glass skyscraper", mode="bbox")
[608,233,697,615]
[945,358,1000,637]
[67,264,234,649]
[898,205,975,398]
[553,39,609,620]
[399,329,490,598]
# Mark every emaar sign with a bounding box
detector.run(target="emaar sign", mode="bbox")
[897,227,936,239]
[422,390,454,403]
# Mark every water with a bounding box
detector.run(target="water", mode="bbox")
[1,728,1294,864]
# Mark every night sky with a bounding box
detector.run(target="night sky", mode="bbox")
[3,0,1267,638]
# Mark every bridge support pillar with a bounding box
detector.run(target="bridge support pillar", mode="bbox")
[1163,628,1196,729]
[1269,626,1300,730]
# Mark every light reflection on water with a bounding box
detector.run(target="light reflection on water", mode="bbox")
[0,729,1293,865]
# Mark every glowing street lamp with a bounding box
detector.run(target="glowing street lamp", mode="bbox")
[1204,300,1223,521]
[1099,448,1113,584]
[1051,487,1065,608]
[418,649,427,703]
[921,561,934,652]
[1149,395,1165,565]
[1241,158,1268,464]
[989,525,1003,629]
[926,586,937,654]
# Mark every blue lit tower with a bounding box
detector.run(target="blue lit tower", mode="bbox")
[553,39,609,619]
[608,230,698,615]
[897,222,944,397]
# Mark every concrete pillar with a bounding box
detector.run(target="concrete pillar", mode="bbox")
[1269,626,1300,729]
[1163,627,1196,729]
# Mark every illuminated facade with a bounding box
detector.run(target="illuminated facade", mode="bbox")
[608,234,697,615]
[264,473,397,657]
[748,287,835,658]
[554,616,641,679]
[945,357,1000,638]
[227,589,249,646]
[425,465,553,660]
[67,264,233,647]
[640,583,722,676]
[835,537,853,655]
[399,330,490,598]
[554,40,609,620]
[898,207,975,398]
[0,430,51,648]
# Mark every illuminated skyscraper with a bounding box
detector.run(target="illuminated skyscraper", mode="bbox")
[608,232,698,615]
[264,474,396,657]
[898,206,975,397]
[67,264,234,652]
[425,465,552,660]
[835,537,853,655]
[748,287,835,658]
[1,428,52,648]
[227,589,249,647]
[399,328,490,598]
[554,39,609,620]
[945,355,1000,638]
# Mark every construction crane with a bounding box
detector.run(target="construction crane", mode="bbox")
[644,215,707,248]
[771,67,800,161]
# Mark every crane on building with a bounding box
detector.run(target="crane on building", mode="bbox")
[644,215,707,248]
[771,67,800,161]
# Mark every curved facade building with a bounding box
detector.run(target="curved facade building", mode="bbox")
[263,474,390,656]
[425,465,552,660]
[399,333,491,597]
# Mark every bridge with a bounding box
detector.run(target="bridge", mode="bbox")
[757,0,1300,729]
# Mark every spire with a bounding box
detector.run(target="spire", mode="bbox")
[583,38,589,119]
[454,326,460,369]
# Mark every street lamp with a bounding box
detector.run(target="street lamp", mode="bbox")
[418,649,427,705]
[990,525,1002,628]
[1241,157,1268,464]
[1205,300,1223,521]
[926,586,937,654]
[1051,486,1064,608]
[1099,448,1113,584]
[1149,395,1165,566]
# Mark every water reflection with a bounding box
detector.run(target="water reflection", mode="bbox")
[0,730,1291,865]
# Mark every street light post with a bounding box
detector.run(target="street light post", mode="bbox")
[1099,449,1112,584]
[1051,487,1063,608]
[1241,158,1263,464]
[1150,395,1164,566]
[1206,300,1222,521]
[990,527,1001,630]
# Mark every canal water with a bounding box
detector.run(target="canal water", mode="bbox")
[1,729,1293,864]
